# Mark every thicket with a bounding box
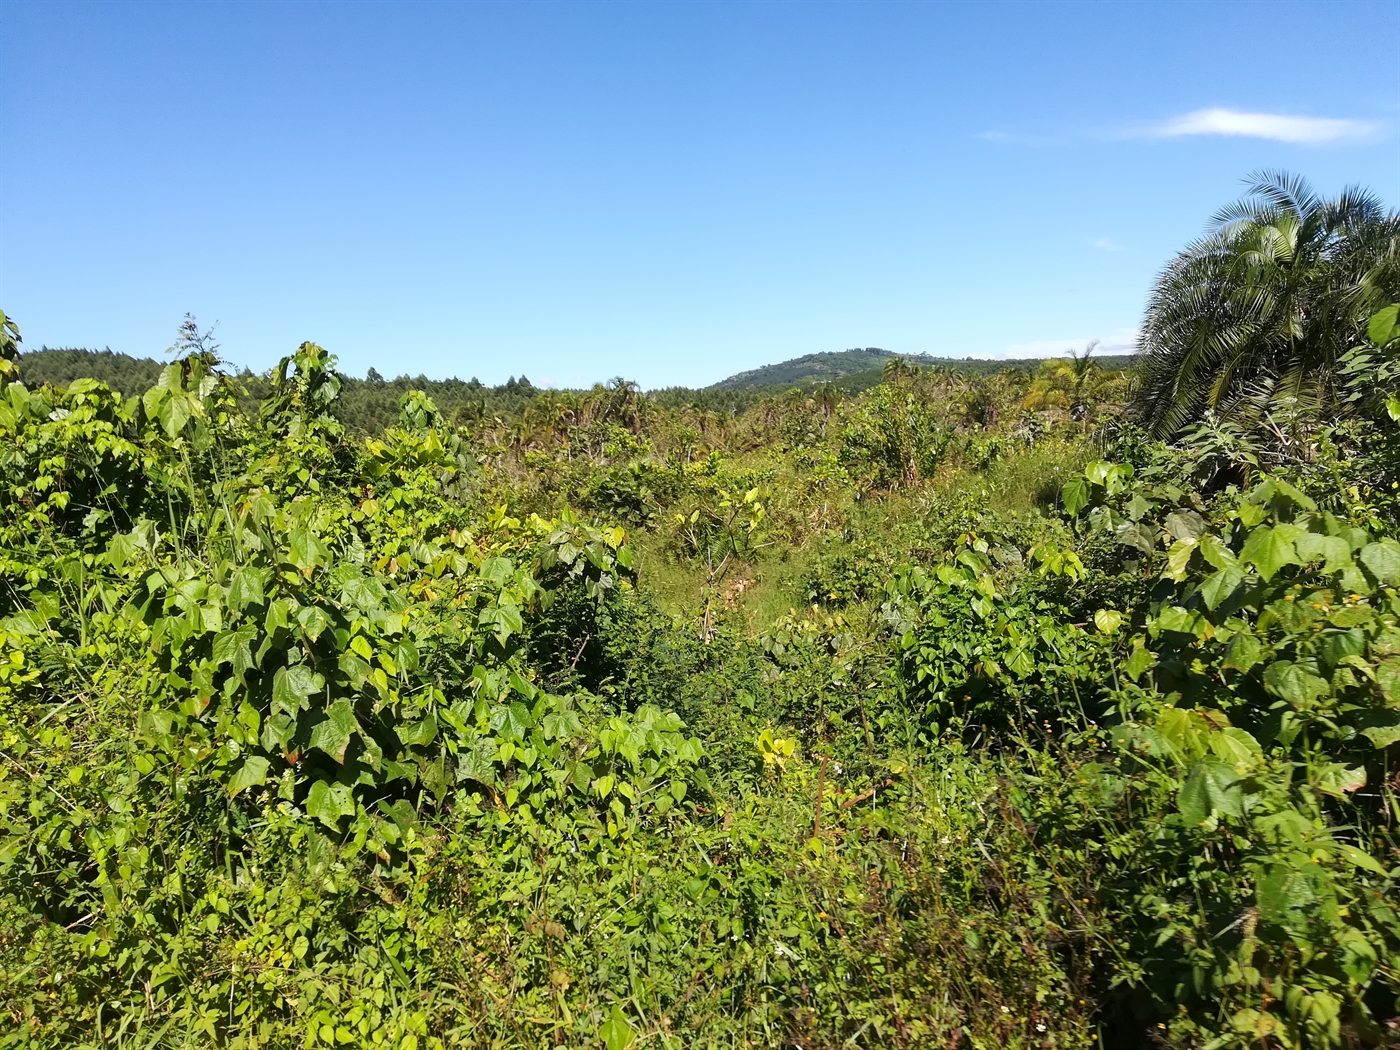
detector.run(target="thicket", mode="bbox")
[3,191,1400,1049]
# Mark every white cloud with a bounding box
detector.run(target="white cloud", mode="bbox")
[1141,108,1379,144]
[1092,237,1125,252]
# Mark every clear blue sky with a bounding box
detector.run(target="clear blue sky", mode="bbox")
[3,1,1397,388]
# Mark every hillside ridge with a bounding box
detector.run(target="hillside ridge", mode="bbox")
[708,346,1134,389]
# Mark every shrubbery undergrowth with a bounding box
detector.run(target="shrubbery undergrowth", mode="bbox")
[2,302,1400,1048]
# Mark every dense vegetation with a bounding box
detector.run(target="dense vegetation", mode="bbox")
[18,332,1133,431]
[2,176,1400,1049]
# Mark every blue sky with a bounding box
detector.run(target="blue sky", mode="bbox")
[3,1,1397,388]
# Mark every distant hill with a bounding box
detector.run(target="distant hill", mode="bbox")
[710,348,906,389]
[708,347,1134,390]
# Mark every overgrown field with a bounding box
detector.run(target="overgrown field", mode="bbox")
[4,182,1400,1047]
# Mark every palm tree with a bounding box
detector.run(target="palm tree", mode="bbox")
[1133,171,1399,437]
[881,356,921,384]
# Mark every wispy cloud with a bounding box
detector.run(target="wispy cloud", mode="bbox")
[1092,237,1124,253]
[1137,108,1379,144]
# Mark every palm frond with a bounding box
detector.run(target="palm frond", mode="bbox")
[1132,171,1399,437]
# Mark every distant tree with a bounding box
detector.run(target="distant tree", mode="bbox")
[366,367,385,385]
[881,357,922,383]
[1024,341,1104,429]
[1133,170,1400,436]
[168,313,220,359]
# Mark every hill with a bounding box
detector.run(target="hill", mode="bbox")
[708,346,1134,390]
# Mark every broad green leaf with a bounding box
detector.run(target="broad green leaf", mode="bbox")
[1329,605,1374,628]
[338,650,371,686]
[211,625,258,682]
[1124,643,1157,682]
[261,712,296,752]
[141,384,168,420]
[1208,727,1261,772]
[1263,661,1329,707]
[272,665,323,716]
[1164,509,1205,543]
[309,699,361,763]
[1257,863,1316,929]
[1198,533,1237,570]
[226,566,267,611]
[1236,502,1267,528]
[541,709,583,740]
[507,671,537,700]
[1103,463,1133,495]
[392,639,420,672]
[227,756,271,796]
[1367,303,1400,347]
[296,604,330,641]
[1199,567,1244,611]
[1339,562,1374,598]
[1359,541,1400,586]
[1222,631,1262,673]
[396,714,437,748]
[1115,522,1155,555]
[479,557,513,586]
[1314,763,1365,798]
[157,361,184,392]
[1153,605,1206,638]
[1337,927,1379,984]
[1060,475,1090,516]
[1004,647,1034,677]
[1321,627,1365,667]
[1164,539,1197,581]
[1084,460,1114,486]
[593,774,616,799]
[491,602,524,640]
[340,575,387,612]
[1334,844,1388,877]
[156,391,192,439]
[1293,532,1353,574]
[1155,707,1207,764]
[1093,609,1124,635]
[287,530,328,574]
[265,598,290,634]
[599,1005,635,1050]
[1246,478,1315,514]
[1362,724,1400,749]
[490,701,534,740]
[306,780,355,828]
[455,749,496,785]
[1240,525,1299,581]
[1177,758,1243,825]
